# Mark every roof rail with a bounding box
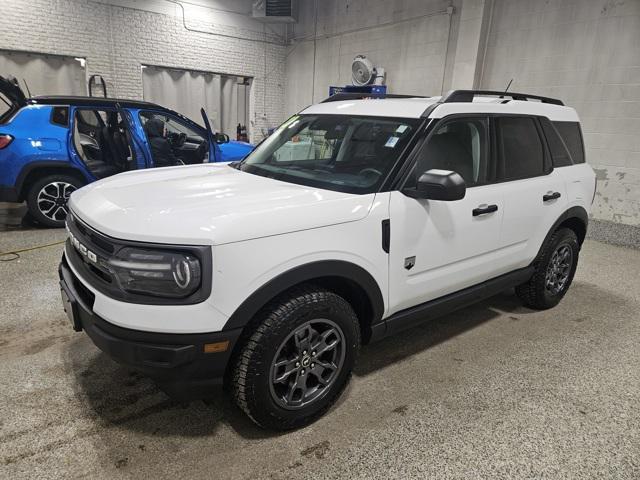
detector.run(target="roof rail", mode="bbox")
[321,93,429,103]
[442,89,564,106]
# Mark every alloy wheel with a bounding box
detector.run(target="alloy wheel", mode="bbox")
[269,319,346,410]
[545,244,573,295]
[36,181,76,222]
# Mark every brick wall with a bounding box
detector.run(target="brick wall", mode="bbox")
[0,0,287,141]
[284,0,455,114]
[480,0,640,226]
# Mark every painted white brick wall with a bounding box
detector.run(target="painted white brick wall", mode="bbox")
[479,0,640,226]
[286,0,640,228]
[0,0,287,141]
[284,0,455,114]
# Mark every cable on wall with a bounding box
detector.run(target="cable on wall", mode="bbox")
[310,0,318,103]
[440,5,455,95]
[162,0,286,46]
[476,0,496,88]
[291,7,451,43]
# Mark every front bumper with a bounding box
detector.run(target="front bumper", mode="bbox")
[59,253,242,396]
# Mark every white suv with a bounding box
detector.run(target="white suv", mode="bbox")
[59,90,596,429]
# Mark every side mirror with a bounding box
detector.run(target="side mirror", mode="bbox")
[215,133,229,144]
[404,169,466,201]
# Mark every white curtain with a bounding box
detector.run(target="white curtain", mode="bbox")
[142,66,250,137]
[0,50,86,96]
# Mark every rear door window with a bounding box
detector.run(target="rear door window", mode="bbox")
[553,121,585,164]
[496,116,545,180]
[72,108,135,178]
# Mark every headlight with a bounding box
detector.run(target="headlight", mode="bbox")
[107,247,202,298]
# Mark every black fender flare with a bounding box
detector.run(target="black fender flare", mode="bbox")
[222,260,385,331]
[536,205,589,261]
[16,161,90,199]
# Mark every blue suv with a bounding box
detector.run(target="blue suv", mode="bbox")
[0,76,253,227]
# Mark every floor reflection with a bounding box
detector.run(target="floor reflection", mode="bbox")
[0,202,35,231]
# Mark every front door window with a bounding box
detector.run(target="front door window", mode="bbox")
[139,111,208,167]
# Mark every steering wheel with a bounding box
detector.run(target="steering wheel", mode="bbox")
[168,132,187,148]
[358,167,383,180]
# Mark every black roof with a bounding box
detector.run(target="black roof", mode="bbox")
[29,95,167,110]
[28,95,204,128]
[441,90,564,106]
[321,89,564,107]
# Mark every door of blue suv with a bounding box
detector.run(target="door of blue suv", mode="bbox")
[0,74,252,228]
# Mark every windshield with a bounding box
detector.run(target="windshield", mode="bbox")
[238,114,419,194]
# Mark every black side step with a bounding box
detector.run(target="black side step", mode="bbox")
[370,266,534,342]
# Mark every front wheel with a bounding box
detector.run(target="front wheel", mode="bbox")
[516,228,579,309]
[230,286,360,430]
[26,175,84,228]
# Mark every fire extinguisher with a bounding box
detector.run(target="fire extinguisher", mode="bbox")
[237,123,248,142]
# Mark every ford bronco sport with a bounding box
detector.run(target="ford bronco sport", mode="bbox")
[59,90,595,430]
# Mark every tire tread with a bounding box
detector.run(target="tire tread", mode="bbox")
[230,284,360,430]
[516,227,579,310]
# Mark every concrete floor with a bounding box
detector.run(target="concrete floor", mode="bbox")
[0,202,30,232]
[1,226,639,479]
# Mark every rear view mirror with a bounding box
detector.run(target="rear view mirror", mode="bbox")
[404,169,466,201]
[215,133,229,144]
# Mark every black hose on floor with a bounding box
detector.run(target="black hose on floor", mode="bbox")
[0,240,65,262]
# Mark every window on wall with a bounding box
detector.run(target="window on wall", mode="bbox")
[496,116,545,180]
[141,65,251,139]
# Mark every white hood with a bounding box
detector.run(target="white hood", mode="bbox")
[69,163,375,245]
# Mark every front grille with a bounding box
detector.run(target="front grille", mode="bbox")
[74,219,115,253]
[66,212,116,286]
[68,213,115,255]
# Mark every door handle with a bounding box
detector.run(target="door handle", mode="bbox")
[472,204,498,216]
[543,191,561,202]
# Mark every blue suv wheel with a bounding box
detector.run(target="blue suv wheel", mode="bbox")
[26,174,84,227]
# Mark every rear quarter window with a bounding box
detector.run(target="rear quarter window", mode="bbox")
[51,106,70,127]
[541,118,572,167]
[553,121,585,164]
[0,92,14,124]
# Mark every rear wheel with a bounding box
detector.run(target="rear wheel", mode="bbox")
[516,228,579,309]
[231,286,360,430]
[26,174,84,228]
